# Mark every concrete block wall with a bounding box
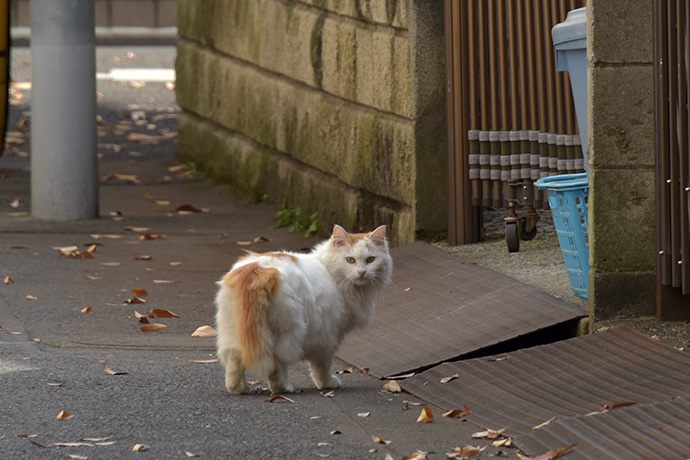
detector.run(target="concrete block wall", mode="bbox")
[587,0,656,319]
[175,0,447,245]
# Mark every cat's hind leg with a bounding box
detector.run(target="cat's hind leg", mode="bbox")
[267,360,294,394]
[308,355,342,390]
[218,347,250,394]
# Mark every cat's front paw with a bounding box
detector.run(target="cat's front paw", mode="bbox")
[317,375,342,390]
[269,381,295,394]
[226,382,251,394]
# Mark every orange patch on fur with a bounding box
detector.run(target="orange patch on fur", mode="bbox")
[225,262,281,367]
[331,232,369,247]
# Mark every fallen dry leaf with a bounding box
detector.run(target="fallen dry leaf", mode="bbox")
[382,381,402,393]
[185,452,199,458]
[493,438,512,447]
[68,454,88,460]
[148,308,180,319]
[443,405,471,418]
[263,395,295,403]
[9,198,20,209]
[89,234,123,240]
[440,373,460,384]
[131,289,148,297]
[25,295,38,300]
[84,275,101,280]
[138,323,166,332]
[330,430,341,435]
[140,233,166,240]
[155,200,171,206]
[517,444,576,460]
[124,226,151,232]
[152,279,176,284]
[168,164,187,173]
[170,261,183,266]
[236,241,253,246]
[357,412,370,418]
[384,454,395,460]
[135,255,153,261]
[472,428,505,439]
[128,132,161,144]
[447,445,483,458]
[532,416,556,430]
[124,296,147,305]
[81,306,94,314]
[56,410,73,420]
[372,435,391,445]
[4,276,14,284]
[586,401,636,416]
[176,203,203,213]
[103,357,130,375]
[321,390,335,398]
[132,443,150,452]
[192,325,217,338]
[416,407,434,423]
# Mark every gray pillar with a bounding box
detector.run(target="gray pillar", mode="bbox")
[31,0,98,220]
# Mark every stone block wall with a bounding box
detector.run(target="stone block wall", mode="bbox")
[175,0,447,245]
[587,0,656,319]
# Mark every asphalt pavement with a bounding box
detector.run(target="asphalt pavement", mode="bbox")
[0,42,523,459]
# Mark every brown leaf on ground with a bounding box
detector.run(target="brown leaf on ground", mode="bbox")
[135,255,153,261]
[148,308,180,319]
[517,444,576,460]
[124,296,147,305]
[263,395,295,403]
[103,357,130,375]
[132,443,150,452]
[124,226,151,232]
[371,435,391,445]
[443,405,471,418]
[56,410,73,420]
[416,407,434,423]
[25,295,38,300]
[128,132,161,144]
[532,416,556,430]
[382,380,402,393]
[140,233,166,240]
[586,401,636,416]
[192,325,217,338]
[440,373,460,384]
[446,445,483,458]
[131,289,148,297]
[138,323,166,332]
[81,307,93,314]
[175,203,204,214]
[4,276,14,284]
[472,428,505,440]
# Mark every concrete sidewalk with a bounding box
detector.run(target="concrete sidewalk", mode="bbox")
[0,156,523,459]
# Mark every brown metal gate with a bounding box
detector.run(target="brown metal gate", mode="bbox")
[446,0,586,245]
[654,0,690,318]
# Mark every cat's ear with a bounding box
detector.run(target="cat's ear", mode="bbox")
[368,225,387,246]
[331,224,350,247]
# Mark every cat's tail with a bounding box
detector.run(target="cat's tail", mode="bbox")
[223,262,280,377]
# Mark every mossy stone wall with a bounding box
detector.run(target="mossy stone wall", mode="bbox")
[176,0,446,245]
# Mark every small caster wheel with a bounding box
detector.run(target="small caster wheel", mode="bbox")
[506,222,520,253]
[520,222,538,241]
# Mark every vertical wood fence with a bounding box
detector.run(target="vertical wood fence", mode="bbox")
[446,0,586,245]
[654,0,690,317]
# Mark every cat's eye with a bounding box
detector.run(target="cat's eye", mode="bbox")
[366,256,376,264]
[346,257,356,264]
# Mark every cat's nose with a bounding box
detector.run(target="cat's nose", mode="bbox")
[357,270,366,277]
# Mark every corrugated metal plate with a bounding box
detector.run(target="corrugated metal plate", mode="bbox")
[336,242,585,378]
[517,396,690,459]
[401,327,690,459]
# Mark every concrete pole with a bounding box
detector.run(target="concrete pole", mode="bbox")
[31,0,98,220]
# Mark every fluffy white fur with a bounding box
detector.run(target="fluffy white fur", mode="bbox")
[215,224,392,394]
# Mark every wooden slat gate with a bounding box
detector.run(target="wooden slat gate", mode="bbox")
[446,0,586,245]
[654,0,690,318]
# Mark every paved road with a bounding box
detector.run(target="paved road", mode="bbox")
[0,44,521,459]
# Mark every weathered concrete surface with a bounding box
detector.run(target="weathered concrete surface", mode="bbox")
[176,0,447,244]
[587,0,656,319]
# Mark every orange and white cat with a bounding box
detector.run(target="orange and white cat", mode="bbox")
[215,225,392,394]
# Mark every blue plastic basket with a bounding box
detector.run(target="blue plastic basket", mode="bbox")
[535,173,590,298]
